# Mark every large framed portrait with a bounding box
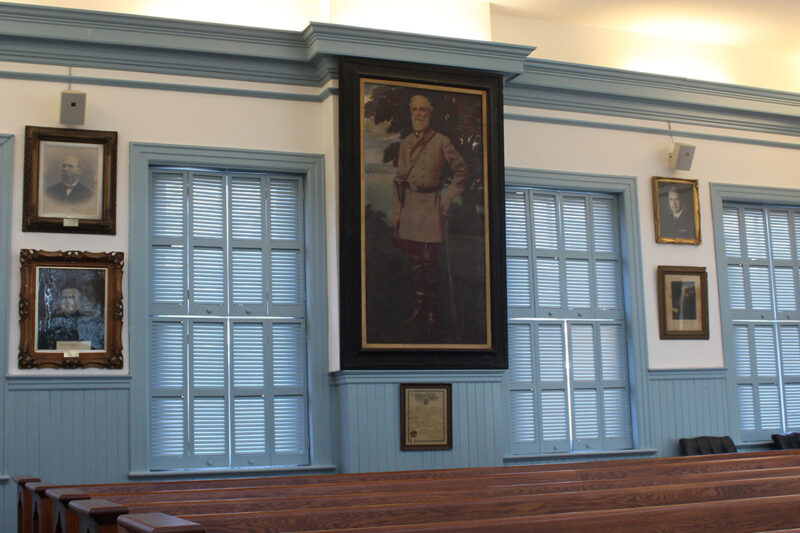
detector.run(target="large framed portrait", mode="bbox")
[400,383,452,451]
[657,265,709,340]
[23,126,117,234]
[339,58,507,369]
[652,176,700,244]
[18,249,124,369]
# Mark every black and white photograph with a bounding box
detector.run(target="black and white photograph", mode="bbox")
[23,126,117,234]
[657,265,709,339]
[38,141,103,220]
[653,176,700,244]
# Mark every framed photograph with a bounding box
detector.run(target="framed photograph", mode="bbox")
[652,176,700,244]
[18,249,124,369]
[400,383,452,451]
[23,126,117,234]
[657,265,709,340]
[339,58,507,369]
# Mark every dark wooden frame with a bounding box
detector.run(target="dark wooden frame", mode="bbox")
[657,265,709,340]
[23,126,117,234]
[400,383,452,451]
[652,176,700,244]
[19,249,124,369]
[339,58,507,369]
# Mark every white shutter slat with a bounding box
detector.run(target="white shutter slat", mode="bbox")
[573,389,599,440]
[192,397,227,455]
[739,385,756,431]
[233,397,267,455]
[231,249,265,306]
[759,384,782,430]
[780,325,800,377]
[754,325,778,377]
[532,194,558,250]
[510,391,536,445]
[734,325,752,378]
[506,256,532,309]
[191,322,226,388]
[569,324,596,381]
[535,258,562,308]
[599,324,626,381]
[591,197,616,254]
[749,266,774,311]
[273,396,306,454]
[505,192,529,250]
[151,172,186,238]
[540,390,569,441]
[744,209,768,260]
[269,178,301,242]
[537,324,566,382]
[595,260,620,311]
[508,324,534,383]
[562,196,588,252]
[768,210,792,260]
[191,174,226,240]
[192,247,226,306]
[232,322,265,388]
[230,175,265,240]
[603,388,629,440]
[151,321,185,389]
[273,322,305,388]
[727,265,746,311]
[773,267,796,312]
[784,384,800,430]
[565,260,591,310]
[270,249,302,306]
[151,246,185,306]
[151,398,186,459]
[723,207,743,258]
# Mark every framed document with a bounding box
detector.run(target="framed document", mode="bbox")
[657,265,709,340]
[400,383,452,451]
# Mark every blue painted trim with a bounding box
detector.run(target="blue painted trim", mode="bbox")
[0,133,12,478]
[0,69,333,102]
[302,22,533,74]
[506,58,800,137]
[129,463,336,479]
[504,168,650,450]
[504,448,658,463]
[6,376,132,390]
[129,142,332,474]
[710,183,800,443]
[1,4,800,136]
[331,370,505,385]
[504,113,800,151]
[648,369,728,381]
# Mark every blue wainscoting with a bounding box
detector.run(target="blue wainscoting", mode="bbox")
[2,380,131,531]
[645,370,734,457]
[333,371,507,473]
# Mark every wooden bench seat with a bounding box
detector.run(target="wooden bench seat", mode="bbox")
[72,474,800,533]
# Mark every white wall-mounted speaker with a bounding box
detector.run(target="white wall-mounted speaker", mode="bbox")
[669,143,695,171]
[60,90,86,125]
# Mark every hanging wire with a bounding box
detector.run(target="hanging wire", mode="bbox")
[68,66,72,90]
[667,121,676,144]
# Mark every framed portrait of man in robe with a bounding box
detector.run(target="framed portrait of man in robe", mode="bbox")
[18,249,124,369]
[23,126,117,234]
[338,58,507,369]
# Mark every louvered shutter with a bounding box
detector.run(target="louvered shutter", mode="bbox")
[506,187,630,454]
[149,166,309,470]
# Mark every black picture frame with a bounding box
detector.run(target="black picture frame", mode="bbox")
[339,58,507,369]
[23,126,117,235]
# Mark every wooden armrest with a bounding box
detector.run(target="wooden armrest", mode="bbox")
[118,513,205,533]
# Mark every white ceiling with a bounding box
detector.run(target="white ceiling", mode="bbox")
[492,0,800,55]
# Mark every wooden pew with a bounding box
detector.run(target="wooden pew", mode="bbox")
[21,450,800,533]
[73,474,800,533]
[12,476,39,533]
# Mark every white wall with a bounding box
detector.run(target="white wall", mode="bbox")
[504,107,800,369]
[1,63,335,375]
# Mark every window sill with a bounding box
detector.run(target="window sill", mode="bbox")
[0,475,9,483]
[503,448,658,463]
[129,463,337,479]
